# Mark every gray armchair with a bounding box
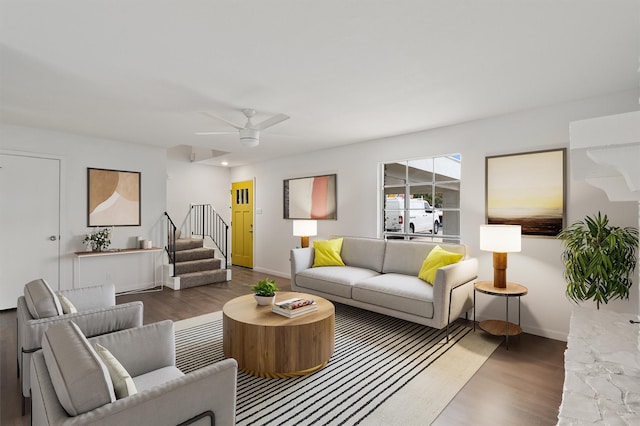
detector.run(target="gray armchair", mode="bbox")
[30,320,238,425]
[17,280,143,414]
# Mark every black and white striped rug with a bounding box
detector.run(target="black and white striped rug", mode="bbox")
[175,304,472,426]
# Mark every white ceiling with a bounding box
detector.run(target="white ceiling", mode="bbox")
[1,0,638,166]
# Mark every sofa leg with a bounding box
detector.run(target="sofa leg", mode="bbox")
[21,394,25,416]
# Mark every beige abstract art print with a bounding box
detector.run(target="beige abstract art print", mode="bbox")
[88,168,141,226]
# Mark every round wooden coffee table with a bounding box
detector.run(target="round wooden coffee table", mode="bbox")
[222,291,335,378]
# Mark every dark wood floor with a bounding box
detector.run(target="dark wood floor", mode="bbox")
[0,266,566,425]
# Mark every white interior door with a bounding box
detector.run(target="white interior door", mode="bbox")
[0,153,60,309]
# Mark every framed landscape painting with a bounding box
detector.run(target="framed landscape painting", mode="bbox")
[87,168,141,226]
[284,174,337,220]
[485,149,565,237]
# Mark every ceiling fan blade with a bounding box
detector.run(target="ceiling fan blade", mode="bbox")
[199,111,243,130]
[253,113,290,130]
[195,131,237,135]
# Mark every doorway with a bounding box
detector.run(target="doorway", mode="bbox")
[0,153,61,309]
[231,180,254,268]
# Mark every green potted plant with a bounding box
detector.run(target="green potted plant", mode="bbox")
[251,278,279,305]
[558,212,638,309]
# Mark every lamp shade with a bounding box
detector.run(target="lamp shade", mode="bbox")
[293,220,317,237]
[480,225,521,253]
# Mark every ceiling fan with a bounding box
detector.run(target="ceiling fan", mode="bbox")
[197,108,289,147]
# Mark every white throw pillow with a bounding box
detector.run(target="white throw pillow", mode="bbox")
[57,292,78,314]
[95,343,138,399]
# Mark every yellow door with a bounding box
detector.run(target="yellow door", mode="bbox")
[231,180,254,268]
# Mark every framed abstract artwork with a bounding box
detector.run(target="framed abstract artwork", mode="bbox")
[284,174,337,220]
[87,168,141,226]
[485,148,566,237]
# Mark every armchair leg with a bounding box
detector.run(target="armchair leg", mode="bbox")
[16,319,20,378]
[21,394,25,416]
[178,410,215,426]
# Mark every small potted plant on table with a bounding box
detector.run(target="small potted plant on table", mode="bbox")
[251,278,279,305]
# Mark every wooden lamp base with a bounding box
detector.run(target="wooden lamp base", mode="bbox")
[300,236,310,248]
[492,252,508,288]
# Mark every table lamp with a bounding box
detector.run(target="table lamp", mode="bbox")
[480,225,521,288]
[293,220,317,248]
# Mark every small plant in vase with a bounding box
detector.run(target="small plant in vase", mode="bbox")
[83,227,112,252]
[251,278,279,305]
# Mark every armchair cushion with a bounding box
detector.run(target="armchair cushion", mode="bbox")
[24,279,62,319]
[42,321,116,416]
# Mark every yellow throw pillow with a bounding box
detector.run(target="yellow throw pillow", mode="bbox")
[418,245,464,284]
[312,238,345,267]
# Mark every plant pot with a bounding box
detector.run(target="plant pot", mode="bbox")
[254,294,276,306]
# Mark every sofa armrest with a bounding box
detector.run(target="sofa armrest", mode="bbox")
[431,258,478,328]
[89,320,175,378]
[290,248,314,286]
[61,284,116,311]
[31,352,238,426]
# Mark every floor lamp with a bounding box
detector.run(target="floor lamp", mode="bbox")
[293,220,317,248]
[480,225,521,288]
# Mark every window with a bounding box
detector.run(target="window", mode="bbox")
[381,155,461,242]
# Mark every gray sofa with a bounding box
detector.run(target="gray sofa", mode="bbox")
[17,281,143,412]
[30,320,238,426]
[290,237,478,335]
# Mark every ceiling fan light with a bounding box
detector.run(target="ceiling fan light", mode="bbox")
[240,128,259,147]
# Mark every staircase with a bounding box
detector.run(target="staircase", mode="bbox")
[168,238,230,290]
[164,206,231,291]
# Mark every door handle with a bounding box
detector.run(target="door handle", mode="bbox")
[49,235,58,241]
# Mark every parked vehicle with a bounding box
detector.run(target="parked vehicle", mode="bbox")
[385,197,441,234]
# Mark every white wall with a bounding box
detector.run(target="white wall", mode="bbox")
[229,89,639,341]
[166,145,231,234]
[0,124,167,290]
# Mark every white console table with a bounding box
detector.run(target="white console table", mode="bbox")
[558,306,640,425]
[74,247,164,294]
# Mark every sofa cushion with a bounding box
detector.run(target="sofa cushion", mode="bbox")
[42,321,116,416]
[339,237,387,272]
[24,278,63,319]
[382,241,437,275]
[383,241,467,276]
[95,343,137,399]
[313,238,345,267]
[418,245,464,284]
[353,274,434,319]
[297,266,380,298]
[132,366,184,392]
